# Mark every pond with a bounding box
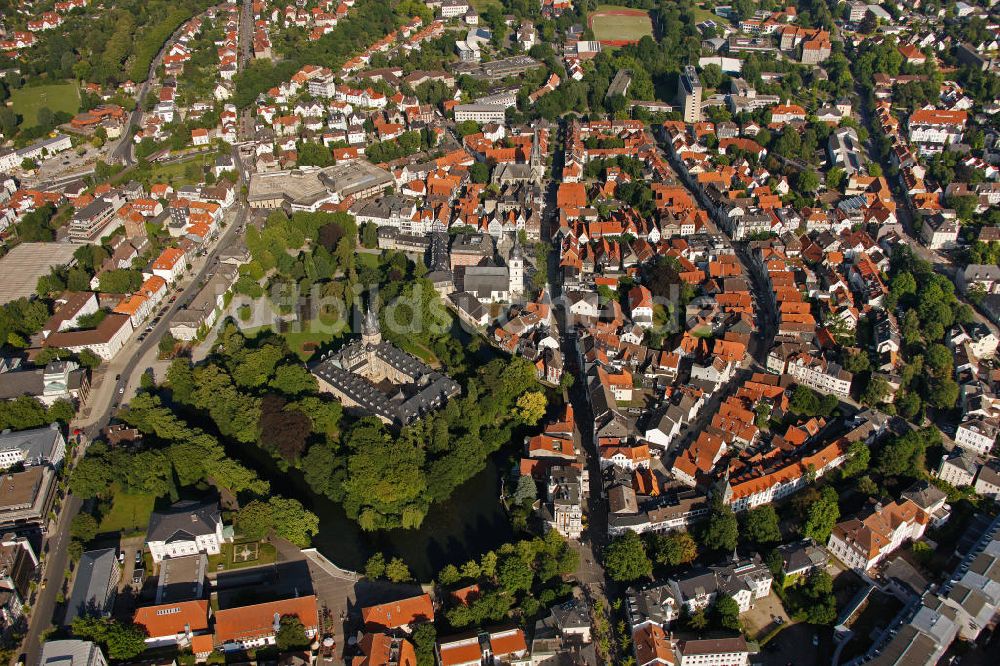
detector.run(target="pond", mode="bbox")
[231,441,514,581]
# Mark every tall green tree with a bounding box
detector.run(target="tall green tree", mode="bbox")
[740,505,781,547]
[604,531,652,583]
[701,497,739,553]
[802,487,840,542]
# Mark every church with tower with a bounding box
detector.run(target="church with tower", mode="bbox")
[312,304,461,427]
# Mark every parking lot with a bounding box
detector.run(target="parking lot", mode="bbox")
[110,535,147,621]
[27,141,107,185]
[761,623,832,666]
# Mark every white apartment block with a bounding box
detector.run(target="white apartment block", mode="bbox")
[827,500,928,571]
[954,416,999,456]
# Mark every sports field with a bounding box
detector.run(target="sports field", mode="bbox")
[10,81,80,128]
[589,6,654,46]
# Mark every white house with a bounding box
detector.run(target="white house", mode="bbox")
[151,247,187,284]
[954,416,999,456]
[675,637,749,666]
[145,499,228,563]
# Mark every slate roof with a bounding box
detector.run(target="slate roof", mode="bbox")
[64,549,118,625]
[146,499,221,544]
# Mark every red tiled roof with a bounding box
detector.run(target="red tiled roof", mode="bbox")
[214,596,319,646]
[133,600,209,638]
[361,594,434,630]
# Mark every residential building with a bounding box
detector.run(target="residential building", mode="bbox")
[151,247,187,284]
[678,66,703,123]
[675,637,749,666]
[214,595,319,652]
[40,641,108,666]
[958,264,1000,296]
[827,500,929,571]
[632,622,674,666]
[871,596,960,666]
[974,460,1000,500]
[938,449,979,488]
[921,214,959,250]
[43,314,133,361]
[436,628,529,666]
[133,600,211,648]
[545,464,584,539]
[954,416,998,456]
[145,499,228,563]
[168,264,237,341]
[353,633,417,666]
[361,593,434,632]
[64,549,121,625]
[908,109,967,153]
[785,356,853,398]
[776,539,829,579]
[940,519,1000,640]
[68,198,120,242]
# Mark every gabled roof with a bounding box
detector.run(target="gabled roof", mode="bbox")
[133,600,210,638]
[146,499,221,544]
[215,595,319,645]
[361,594,434,630]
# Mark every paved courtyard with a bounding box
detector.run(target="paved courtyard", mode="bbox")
[743,591,791,640]
[271,541,425,661]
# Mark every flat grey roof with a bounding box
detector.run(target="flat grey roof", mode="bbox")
[247,167,330,205]
[0,242,82,305]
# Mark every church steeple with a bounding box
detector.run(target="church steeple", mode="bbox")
[362,301,381,347]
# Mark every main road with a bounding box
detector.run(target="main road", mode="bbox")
[21,199,247,663]
[111,15,207,166]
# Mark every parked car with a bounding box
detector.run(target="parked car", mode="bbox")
[132,568,144,585]
[135,550,143,565]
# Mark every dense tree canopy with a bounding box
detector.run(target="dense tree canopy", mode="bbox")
[603,531,653,582]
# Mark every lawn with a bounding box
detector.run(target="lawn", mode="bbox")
[207,540,278,572]
[692,6,729,25]
[282,329,342,360]
[469,0,501,12]
[10,81,81,128]
[99,488,156,535]
[395,336,439,366]
[133,153,217,189]
[243,325,343,361]
[590,6,654,44]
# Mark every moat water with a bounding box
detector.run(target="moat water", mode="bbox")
[235,442,514,581]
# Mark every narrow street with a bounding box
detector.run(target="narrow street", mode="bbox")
[854,86,1000,336]
[111,27,179,166]
[546,118,610,614]
[655,130,779,368]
